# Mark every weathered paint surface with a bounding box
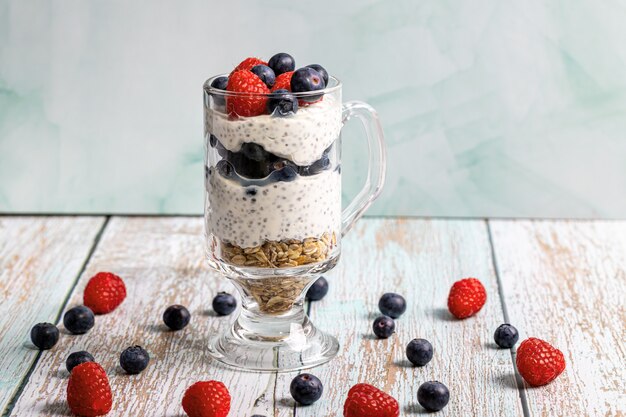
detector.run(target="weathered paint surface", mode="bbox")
[0,216,105,412]
[2,217,625,416]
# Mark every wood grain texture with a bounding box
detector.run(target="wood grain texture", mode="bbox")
[490,220,626,417]
[8,217,290,417]
[0,216,105,414]
[277,219,523,416]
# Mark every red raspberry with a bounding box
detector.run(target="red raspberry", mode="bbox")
[83,272,127,314]
[447,277,486,319]
[344,383,399,417]
[67,362,112,417]
[226,70,270,117]
[232,57,267,73]
[271,71,294,92]
[516,337,566,386]
[182,381,231,417]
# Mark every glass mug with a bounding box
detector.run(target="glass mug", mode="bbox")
[203,75,386,371]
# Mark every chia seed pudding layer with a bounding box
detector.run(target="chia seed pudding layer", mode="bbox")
[206,95,342,166]
[207,169,341,249]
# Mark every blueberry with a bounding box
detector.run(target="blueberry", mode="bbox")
[63,306,95,335]
[210,76,229,106]
[417,381,450,412]
[216,160,234,178]
[210,76,228,90]
[268,52,295,75]
[306,64,329,86]
[378,293,406,319]
[163,305,191,331]
[306,276,329,301]
[274,165,298,182]
[251,64,276,88]
[290,67,325,102]
[212,292,237,316]
[494,324,519,348]
[209,134,218,148]
[406,338,433,367]
[241,143,268,162]
[290,373,323,405]
[30,323,59,350]
[120,345,150,374]
[66,351,95,372]
[267,89,298,117]
[301,154,330,176]
[373,315,395,339]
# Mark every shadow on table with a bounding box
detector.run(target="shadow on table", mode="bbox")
[403,403,430,414]
[40,399,72,416]
[426,307,457,322]
[494,372,521,390]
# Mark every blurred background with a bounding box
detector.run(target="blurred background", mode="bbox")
[1,0,625,218]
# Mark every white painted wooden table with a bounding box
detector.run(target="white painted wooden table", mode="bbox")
[0,216,624,416]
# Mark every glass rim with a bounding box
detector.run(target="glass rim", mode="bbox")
[203,73,342,98]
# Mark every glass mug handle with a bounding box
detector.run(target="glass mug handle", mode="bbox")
[340,101,387,236]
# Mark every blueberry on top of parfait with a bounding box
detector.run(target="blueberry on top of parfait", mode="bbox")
[306,64,329,86]
[267,89,298,117]
[268,52,296,75]
[251,64,276,89]
[291,67,325,102]
[209,76,228,106]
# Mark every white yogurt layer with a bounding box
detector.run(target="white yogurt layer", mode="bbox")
[207,170,341,248]
[207,95,342,166]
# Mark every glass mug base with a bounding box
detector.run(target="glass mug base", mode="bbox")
[207,315,340,372]
[207,256,340,372]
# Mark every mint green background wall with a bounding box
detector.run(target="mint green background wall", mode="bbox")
[1,0,625,217]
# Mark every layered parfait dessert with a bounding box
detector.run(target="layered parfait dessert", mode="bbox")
[204,53,341,285]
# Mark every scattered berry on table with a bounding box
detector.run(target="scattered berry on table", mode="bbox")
[306,276,329,301]
[232,57,267,73]
[372,315,395,339]
[516,337,565,386]
[290,373,323,405]
[251,64,276,89]
[30,323,59,350]
[306,64,329,86]
[406,338,433,367]
[182,380,231,417]
[163,305,191,331]
[290,67,325,102]
[66,351,95,373]
[494,324,519,349]
[212,292,237,316]
[226,70,270,117]
[63,306,95,335]
[378,293,407,319]
[271,71,294,92]
[67,362,112,417]
[343,383,399,417]
[447,277,486,319]
[267,89,298,117]
[83,271,127,314]
[417,381,450,412]
[120,345,150,375]
[268,52,295,76]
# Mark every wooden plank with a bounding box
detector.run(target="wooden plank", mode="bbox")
[277,219,523,417]
[490,220,626,417]
[8,217,288,416]
[0,216,106,414]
